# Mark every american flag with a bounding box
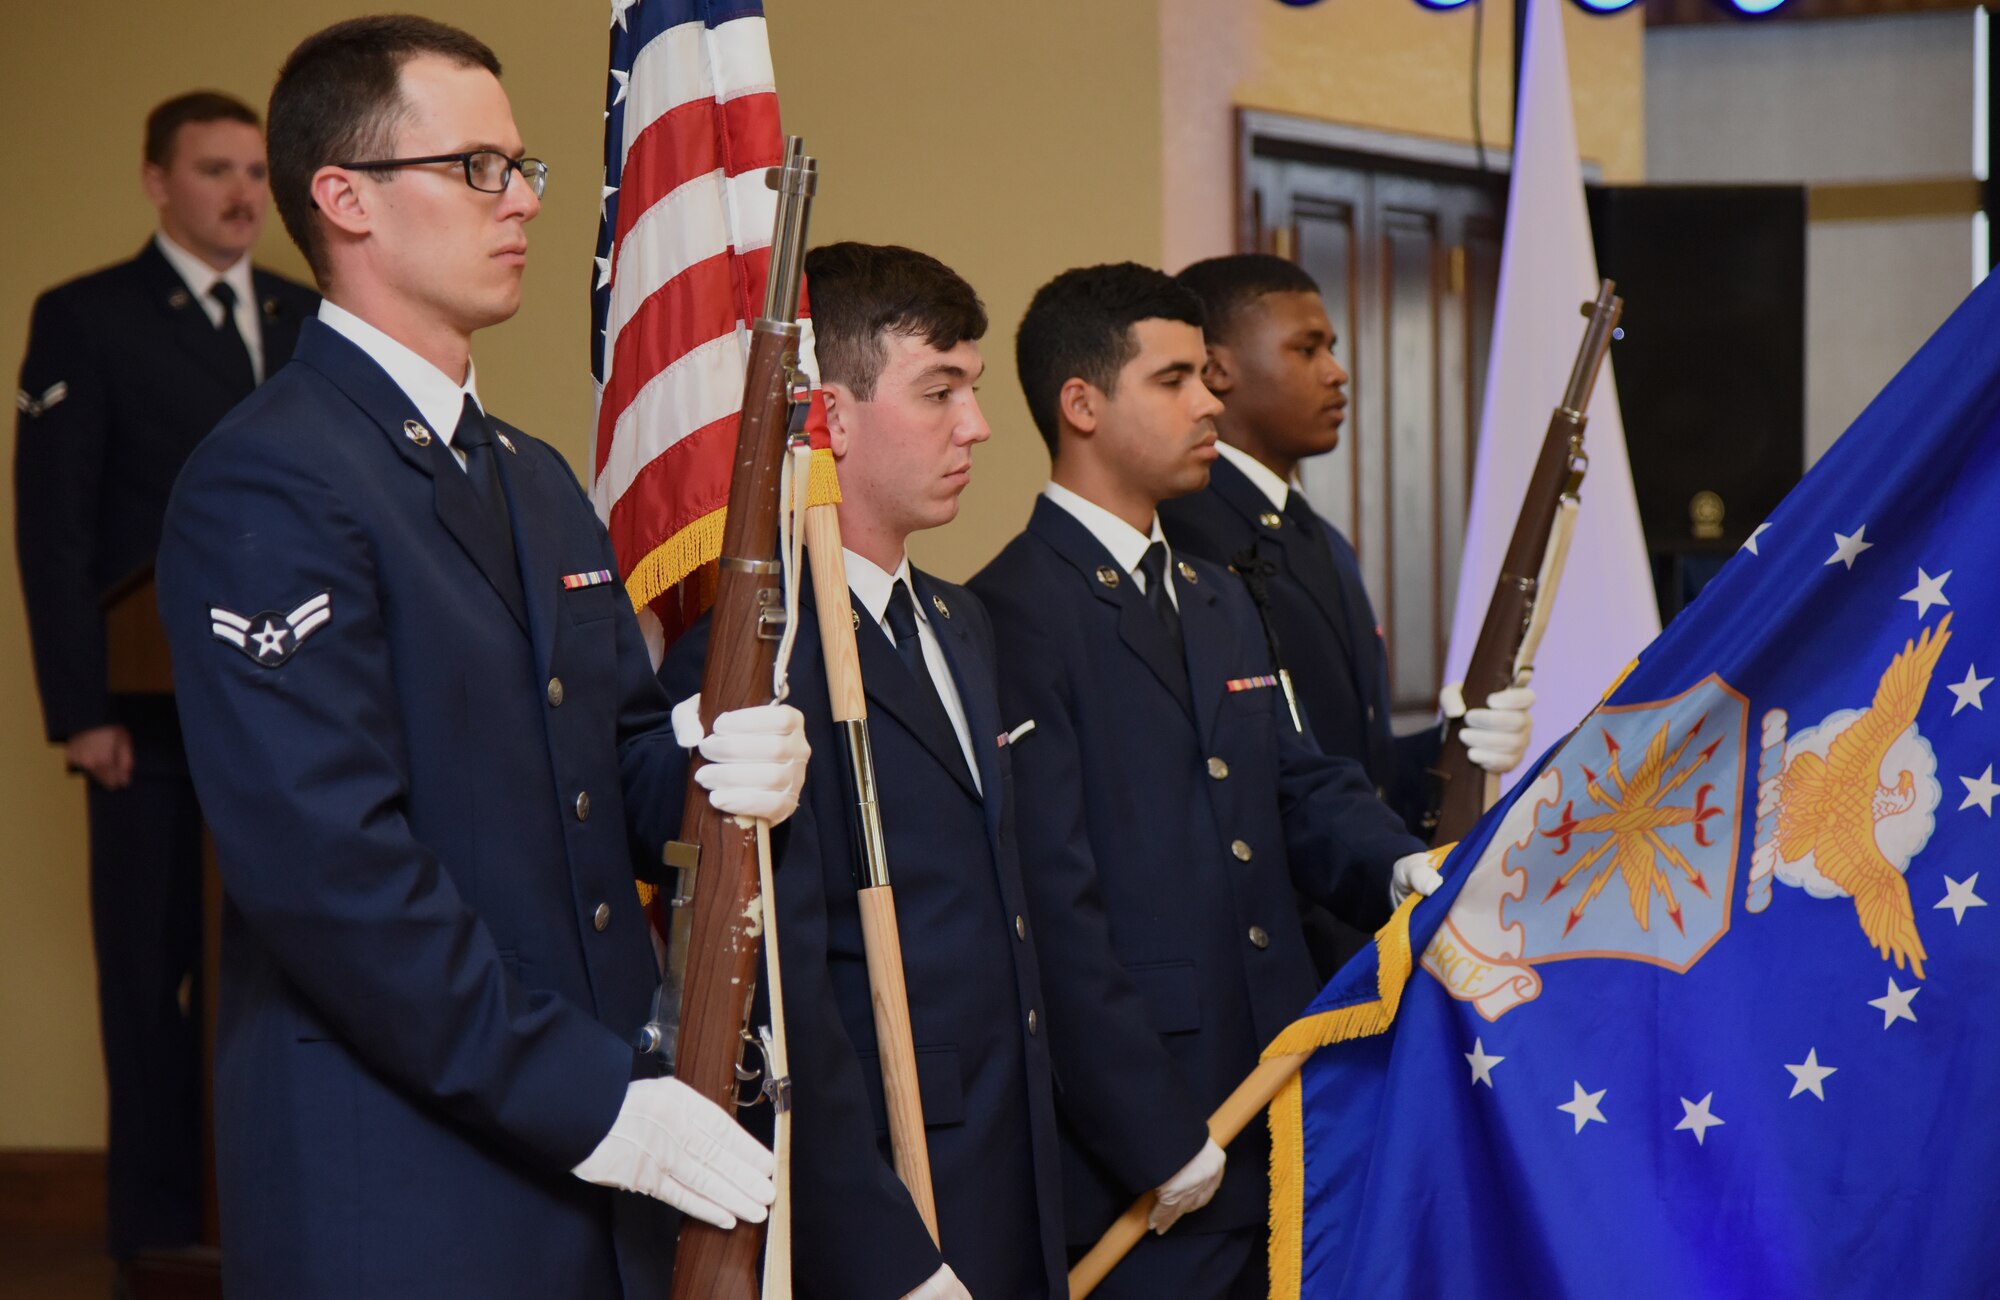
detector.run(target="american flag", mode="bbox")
[591,0,835,645]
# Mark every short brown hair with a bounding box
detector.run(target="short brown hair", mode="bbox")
[267,15,502,277]
[803,243,988,400]
[144,91,259,168]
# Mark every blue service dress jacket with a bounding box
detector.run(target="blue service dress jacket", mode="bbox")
[968,496,1428,1247]
[15,239,317,741]
[1159,453,1438,833]
[155,320,686,1299]
[658,569,1068,1298]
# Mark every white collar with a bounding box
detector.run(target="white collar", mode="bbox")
[316,299,482,446]
[154,230,253,307]
[843,548,918,629]
[1042,480,1170,578]
[1216,441,1296,512]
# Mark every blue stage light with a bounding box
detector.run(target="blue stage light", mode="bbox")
[1726,0,1789,13]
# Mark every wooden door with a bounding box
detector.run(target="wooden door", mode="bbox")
[1245,146,1501,718]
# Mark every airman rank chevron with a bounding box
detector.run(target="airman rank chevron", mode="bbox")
[562,569,616,589]
[1225,674,1281,693]
[209,592,331,667]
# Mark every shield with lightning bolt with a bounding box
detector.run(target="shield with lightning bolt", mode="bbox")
[1420,674,1749,1021]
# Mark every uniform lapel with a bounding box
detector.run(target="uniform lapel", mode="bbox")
[852,586,980,801]
[917,571,1004,834]
[137,242,258,396]
[291,321,529,634]
[1210,457,1353,650]
[1027,497,1195,723]
[491,417,557,670]
[1176,563,1230,752]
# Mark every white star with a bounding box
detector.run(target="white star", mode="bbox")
[1675,1093,1725,1145]
[250,622,289,659]
[1959,766,2000,815]
[1825,526,1874,569]
[1867,977,1920,1029]
[595,256,612,290]
[601,183,618,219]
[1935,872,1987,924]
[1743,523,1771,555]
[1949,664,1993,715]
[1557,1081,1607,1133]
[1464,1039,1505,1089]
[1901,567,1952,619]
[1785,1048,1836,1100]
[610,69,630,106]
[609,0,637,29]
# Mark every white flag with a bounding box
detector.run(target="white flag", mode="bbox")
[1443,0,1658,787]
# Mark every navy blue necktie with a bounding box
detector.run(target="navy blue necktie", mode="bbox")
[454,396,516,555]
[1138,541,1182,651]
[207,281,256,389]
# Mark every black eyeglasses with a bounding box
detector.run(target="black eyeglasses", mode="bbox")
[335,150,548,198]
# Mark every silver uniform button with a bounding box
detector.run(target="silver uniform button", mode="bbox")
[547,677,565,707]
[1231,839,1253,862]
[1027,1009,1039,1035]
[1248,926,1270,949]
[1259,511,1283,530]
[593,902,612,932]
[1207,756,1229,781]
[1015,915,1027,941]
[575,791,591,821]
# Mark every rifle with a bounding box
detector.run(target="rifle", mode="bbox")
[800,510,941,1243]
[663,136,818,1300]
[1423,280,1623,845]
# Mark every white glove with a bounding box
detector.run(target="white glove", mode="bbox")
[1389,850,1444,909]
[901,1263,973,1300]
[1148,1137,1225,1235]
[671,693,810,823]
[1455,685,1536,775]
[572,1075,776,1229]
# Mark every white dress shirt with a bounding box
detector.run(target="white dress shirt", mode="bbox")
[1041,481,1180,610]
[1215,440,1298,513]
[155,231,263,381]
[844,548,982,793]
[317,300,482,470]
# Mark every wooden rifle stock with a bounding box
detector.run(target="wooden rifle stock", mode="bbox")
[667,138,818,1300]
[801,508,941,1243]
[1424,281,1623,846]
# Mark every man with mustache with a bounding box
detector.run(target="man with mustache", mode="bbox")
[1161,254,1536,975]
[12,88,317,1268]
[658,243,1065,1299]
[154,17,787,1295]
[969,262,1440,1299]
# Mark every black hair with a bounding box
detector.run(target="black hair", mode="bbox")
[1015,261,1204,456]
[803,242,988,399]
[1174,253,1322,348]
[268,15,503,278]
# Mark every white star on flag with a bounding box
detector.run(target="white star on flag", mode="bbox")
[609,0,637,30]
[1901,567,1952,619]
[1825,526,1873,569]
[610,68,630,106]
[1948,664,1993,715]
[1958,766,1999,815]
[1868,977,1920,1029]
[595,256,612,290]
[1785,1048,1836,1100]
[1743,523,1771,555]
[1557,1081,1607,1133]
[1935,872,1987,924]
[1675,1093,1724,1145]
[601,183,618,219]
[1464,1039,1504,1089]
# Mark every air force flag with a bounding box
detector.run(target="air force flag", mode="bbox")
[1271,275,2000,1298]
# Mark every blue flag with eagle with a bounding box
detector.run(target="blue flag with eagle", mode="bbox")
[1269,275,2000,1299]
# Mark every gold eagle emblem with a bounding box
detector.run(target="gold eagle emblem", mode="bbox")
[1774,614,1950,978]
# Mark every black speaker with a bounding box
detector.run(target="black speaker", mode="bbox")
[1586,185,1806,615]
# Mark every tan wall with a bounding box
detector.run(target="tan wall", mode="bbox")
[1163,0,1645,270]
